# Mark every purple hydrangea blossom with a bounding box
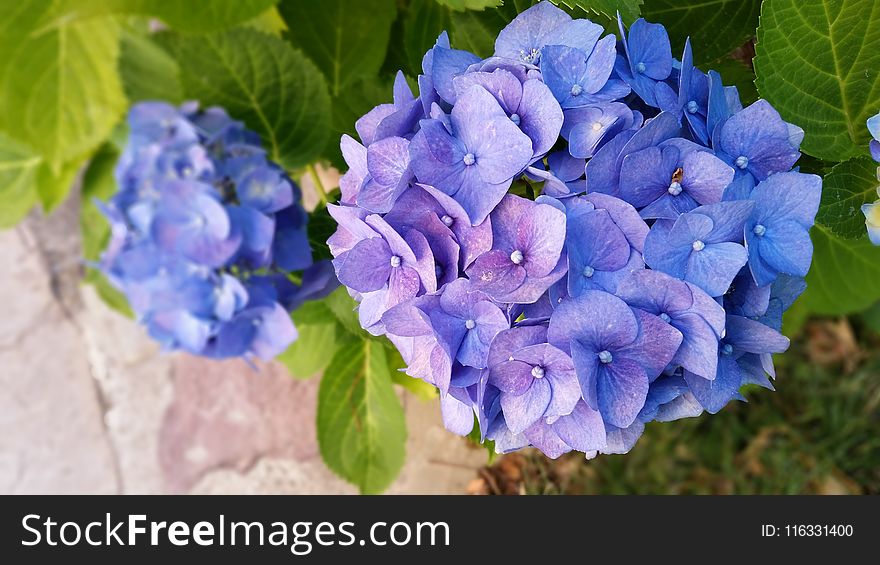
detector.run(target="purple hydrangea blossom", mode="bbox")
[586,111,681,198]
[329,2,819,459]
[490,340,581,434]
[684,314,789,413]
[452,68,564,160]
[565,205,644,297]
[409,85,534,224]
[383,278,506,394]
[494,1,604,67]
[616,269,724,380]
[541,41,628,109]
[466,195,567,303]
[548,290,683,428]
[619,139,734,219]
[100,102,335,361]
[562,103,636,159]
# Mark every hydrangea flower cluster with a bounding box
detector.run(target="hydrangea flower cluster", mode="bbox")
[861,112,880,244]
[100,101,336,360]
[329,2,821,458]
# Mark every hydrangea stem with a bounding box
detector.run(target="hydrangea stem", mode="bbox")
[307,163,328,206]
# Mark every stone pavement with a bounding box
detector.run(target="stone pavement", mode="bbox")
[0,191,487,494]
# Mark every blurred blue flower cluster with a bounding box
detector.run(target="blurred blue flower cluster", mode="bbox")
[100,101,336,360]
[330,2,821,458]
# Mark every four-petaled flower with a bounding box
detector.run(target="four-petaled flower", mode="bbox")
[466,195,567,303]
[644,201,755,297]
[548,290,683,428]
[409,85,534,224]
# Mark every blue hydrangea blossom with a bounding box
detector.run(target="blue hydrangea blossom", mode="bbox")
[328,1,820,459]
[100,102,335,360]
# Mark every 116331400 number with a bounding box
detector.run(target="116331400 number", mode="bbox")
[761,524,854,537]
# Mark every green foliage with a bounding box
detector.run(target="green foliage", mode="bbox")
[0,0,875,495]
[119,28,184,104]
[0,11,125,176]
[166,27,330,170]
[802,225,880,315]
[435,0,503,10]
[80,144,133,318]
[279,285,416,492]
[80,146,118,263]
[44,0,280,34]
[279,0,397,165]
[323,286,365,337]
[317,337,407,494]
[551,0,643,24]
[245,5,289,37]
[643,0,760,65]
[307,200,339,263]
[404,0,450,76]
[860,301,880,334]
[280,0,398,97]
[277,300,342,379]
[35,156,87,211]
[816,157,880,240]
[755,0,880,162]
[0,133,41,229]
[448,7,510,58]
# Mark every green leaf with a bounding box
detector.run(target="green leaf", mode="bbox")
[279,0,397,97]
[816,157,880,240]
[0,12,126,171]
[87,271,135,318]
[34,155,84,211]
[551,0,643,24]
[860,300,880,335]
[317,338,407,494]
[277,300,342,379]
[324,286,363,336]
[0,133,41,229]
[448,7,509,58]
[801,225,880,315]
[404,0,449,76]
[435,0,503,10]
[643,0,760,65]
[166,27,330,170]
[755,0,880,162]
[797,154,837,177]
[119,28,183,104]
[79,143,134,318]
[80,145,119,263]
[245,5,288,37]
[466,418,497,464]
[44,0,279,34]
[307,201,338,262]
